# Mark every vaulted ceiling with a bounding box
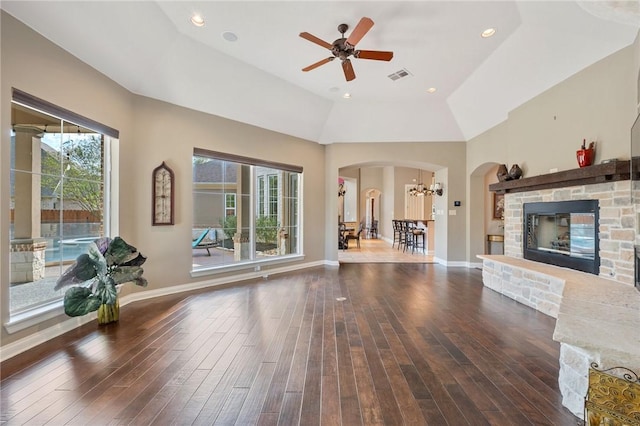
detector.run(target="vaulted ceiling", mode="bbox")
[2,1,639,144]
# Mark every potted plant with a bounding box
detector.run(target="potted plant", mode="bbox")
[54,236,147,324]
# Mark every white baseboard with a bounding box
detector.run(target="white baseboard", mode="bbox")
[434,257,472,267]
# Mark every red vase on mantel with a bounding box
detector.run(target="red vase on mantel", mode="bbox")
[577,141,596,168]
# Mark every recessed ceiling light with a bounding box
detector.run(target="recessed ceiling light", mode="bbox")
[343,93,351,99]
[190,14,205,27]
[222,31,238,42]
[481,28,496,38]
[427,87,437,93]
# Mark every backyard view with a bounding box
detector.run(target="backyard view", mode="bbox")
[9,101,106,314]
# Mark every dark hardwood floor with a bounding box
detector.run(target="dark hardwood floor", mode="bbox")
[0,264,579,425]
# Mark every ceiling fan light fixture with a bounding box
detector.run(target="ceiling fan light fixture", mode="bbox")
[190,14,205,27]
[481,28,496,38]
[343,92,351,99]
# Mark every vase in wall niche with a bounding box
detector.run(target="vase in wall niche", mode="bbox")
[508,164,523,180]
[497,164,510,182]
[577,140,596,168]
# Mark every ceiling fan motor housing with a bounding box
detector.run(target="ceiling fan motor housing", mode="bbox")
[332,38,355,60]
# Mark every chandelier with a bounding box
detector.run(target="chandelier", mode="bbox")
[408,170,443,196]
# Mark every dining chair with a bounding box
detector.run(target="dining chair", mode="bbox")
[406,221,425,254]
[391,220,401,248]
[397,220,408,251]
[345,223,364,249]
[370,219,378,239]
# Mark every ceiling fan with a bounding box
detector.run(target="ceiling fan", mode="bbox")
[299,17,394,82]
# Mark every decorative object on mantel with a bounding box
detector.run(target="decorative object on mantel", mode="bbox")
[54,237,147,324]
[496,163,523,181]
[508,164,523,180]
[489,160,631,195]
[497,164,510,182]
[577,139,596,168]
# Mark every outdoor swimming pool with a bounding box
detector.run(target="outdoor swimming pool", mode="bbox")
[45,236,98,263]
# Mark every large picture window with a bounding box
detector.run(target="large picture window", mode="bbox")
[9,90,115,321]
[192,148,302,271]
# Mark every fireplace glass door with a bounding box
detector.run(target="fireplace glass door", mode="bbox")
[526,212,595,259]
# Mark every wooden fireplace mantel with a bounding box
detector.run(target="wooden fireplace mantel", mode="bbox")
[489,160,631,194]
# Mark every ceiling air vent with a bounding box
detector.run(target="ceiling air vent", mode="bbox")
[387,68,412,81]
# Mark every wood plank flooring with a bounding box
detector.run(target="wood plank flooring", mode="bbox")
[0,264,580,425]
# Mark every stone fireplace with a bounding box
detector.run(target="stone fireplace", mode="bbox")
[503,180,634,285]
[482,161,639,418]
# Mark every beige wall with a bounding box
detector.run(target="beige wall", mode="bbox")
[468,44,636,178]
[467,40,639,264]
[0,12,325,348]
[125,96,326,292]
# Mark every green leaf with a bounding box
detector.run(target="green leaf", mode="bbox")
[64,287,102,317]
[133,277,148,288]
[110,266,144,285]
[94,279,118,305]
[54,253,98,290]
[87,243,107,277]
[120,253,146,267]
[105,237,138,266]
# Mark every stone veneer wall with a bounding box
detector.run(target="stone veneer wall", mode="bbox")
[481,259,564,317]
[503,180,635,285]
[10,239,46,284]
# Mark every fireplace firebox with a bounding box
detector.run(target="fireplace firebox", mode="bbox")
[523,200,599,274]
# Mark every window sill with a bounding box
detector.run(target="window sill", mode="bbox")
[5,300,66,334]
[190,254,305,278]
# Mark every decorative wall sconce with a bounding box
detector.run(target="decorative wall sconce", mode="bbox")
[338,177,346,197]
[430,182,443,196]
[338,183,346,197]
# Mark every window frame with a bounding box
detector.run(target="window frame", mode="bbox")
[6,89,117,333]
[191,148,303,276]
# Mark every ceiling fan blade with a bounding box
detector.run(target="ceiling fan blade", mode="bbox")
[355,50,394,61]
[342,59,356,81]
[302,57,334,72]
[346,17,374,46]
[299,32,332,50]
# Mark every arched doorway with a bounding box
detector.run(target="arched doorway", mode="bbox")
[468,162,502,265]
[364,188,381,237]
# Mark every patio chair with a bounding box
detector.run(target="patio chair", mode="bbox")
[192,228,219,256]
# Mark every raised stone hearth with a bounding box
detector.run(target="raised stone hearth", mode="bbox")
[484,167,639,419]
[478,254,640,418]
